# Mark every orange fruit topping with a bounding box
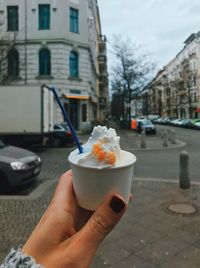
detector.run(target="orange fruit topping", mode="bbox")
[92,143,101,155]
[105,151,116,165]
[97,150,106,161]
[92,143,116,165]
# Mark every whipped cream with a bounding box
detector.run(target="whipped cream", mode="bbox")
[69,125,121,168]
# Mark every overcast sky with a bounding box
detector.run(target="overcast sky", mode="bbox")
[98,0,200,71]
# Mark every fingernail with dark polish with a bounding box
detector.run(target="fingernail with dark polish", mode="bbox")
[109,196,125,213]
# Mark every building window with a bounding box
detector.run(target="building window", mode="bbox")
[39,4,50,30]
[69,51,79,78]
[70,8,79,33]
[193,76,196,86]
[82,104,87,122]
[8,49,19,76]
[39,49,51,75]
[7,6,18,31]
[194,92,197,102]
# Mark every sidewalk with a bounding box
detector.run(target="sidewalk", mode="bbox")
[92,179,200,268]
[0,178,199,267]
[0,129,200,267]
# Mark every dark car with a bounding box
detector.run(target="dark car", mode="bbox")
[0,140,41,190]
[137,119,156,134]
[50,123,74,147]
[179,119,192,128]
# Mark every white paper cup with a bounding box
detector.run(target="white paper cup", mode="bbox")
[68,150,136,210]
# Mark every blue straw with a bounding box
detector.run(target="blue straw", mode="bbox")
[50,87,83,154]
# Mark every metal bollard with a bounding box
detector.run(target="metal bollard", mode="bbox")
[140,130,146,148]
[168,130,172,142]
[171,129,176,144]
[162,131,168,147]
[179,151,191,189]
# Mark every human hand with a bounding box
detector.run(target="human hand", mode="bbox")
[22,170,128,268]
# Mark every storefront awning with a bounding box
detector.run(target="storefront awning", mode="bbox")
[63,94,89,100]
[196,108,200,113]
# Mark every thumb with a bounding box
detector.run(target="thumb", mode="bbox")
[77,195,127,253]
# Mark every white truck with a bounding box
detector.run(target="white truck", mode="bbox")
[0,85,55,146]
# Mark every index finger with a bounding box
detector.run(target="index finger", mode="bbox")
[52,170,77,215]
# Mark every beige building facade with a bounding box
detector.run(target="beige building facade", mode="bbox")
[148,32,200,119]
[0,0,108,130]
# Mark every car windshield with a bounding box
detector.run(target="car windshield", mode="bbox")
[54,125,61,130]
[60,123,70,131]
[141,119,153,125]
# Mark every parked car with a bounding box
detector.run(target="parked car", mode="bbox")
[156,117,171,124]
[148,114,160,123]
[194,122,200,129]
[170,119,181,126]
[176,119,186,126]
[50,123,74,147]
[0,140,41,190]
[137,119,156,134]
[179,119,192,128]
[190,119,200,129]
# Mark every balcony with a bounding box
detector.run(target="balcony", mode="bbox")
[98,54,107,71]
[99,96,108,109]
[97,53,107,63]
[98,54,107,63]
[98,35,107,51]
[189,52,196,58]
[181,58,189,68]
[177,89,186,96]
[99,35,107,42]
[98,74,108,85]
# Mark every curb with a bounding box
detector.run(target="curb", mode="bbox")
[134,177,200,189]
[0,180,57,201]
[1,177,200,201]
[125,139,186,152]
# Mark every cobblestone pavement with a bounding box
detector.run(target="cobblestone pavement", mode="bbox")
[0,131,200,267]
[0,145,76,261]
[0,184,55,260]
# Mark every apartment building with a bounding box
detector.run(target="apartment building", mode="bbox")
[0,0,108,130]
[147,31,200,119]
[147,70,164,116]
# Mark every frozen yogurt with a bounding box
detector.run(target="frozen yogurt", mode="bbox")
[68,125,137,210]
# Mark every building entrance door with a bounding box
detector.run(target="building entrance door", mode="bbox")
[69,99,78,130]
[64,99,79,130]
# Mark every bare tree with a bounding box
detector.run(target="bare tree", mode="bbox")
[0,17,25,84]
[110,35,156,121]
[110,78,125,121]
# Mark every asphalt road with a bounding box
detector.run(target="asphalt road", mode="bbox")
[3,124,199,196]
[39,125,199,183]
[124,125,200,182]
